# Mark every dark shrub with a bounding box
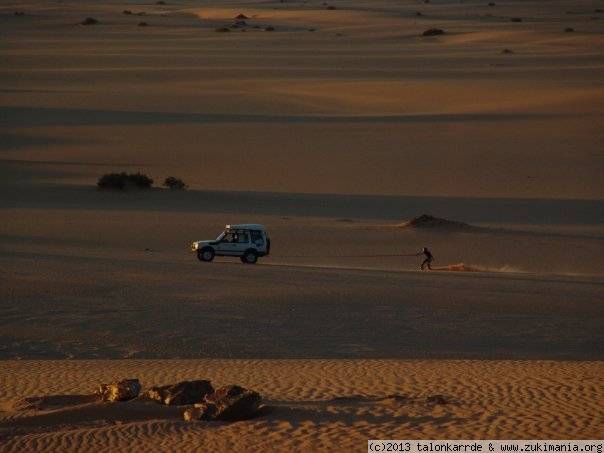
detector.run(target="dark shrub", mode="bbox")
[14,11,25,16]
[501,48,514,54]
[215,27,230,32]
[138,21,149,26]
[564,27,575,32]
[265,26,275,31]
[128,172,154,188]
[422,28,445,36]
[156,1,166,4]
[326,5,336,10]
[510,17,522,22]
[97,172,153,190]
[123,10,133,15]
[81,17,99,25]
[164,176,188,190]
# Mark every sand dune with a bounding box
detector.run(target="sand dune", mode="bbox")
[1,0,603,198]
[1,0,603,450]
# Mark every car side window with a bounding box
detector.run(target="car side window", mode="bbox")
[236,232,249,244]
[251,230,264,245]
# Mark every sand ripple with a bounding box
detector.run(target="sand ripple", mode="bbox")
[0,360,602,451]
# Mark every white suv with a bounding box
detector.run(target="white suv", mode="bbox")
[191,224,271,264]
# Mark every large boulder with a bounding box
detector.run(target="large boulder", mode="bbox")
[145,380,214,406]
[96,378,141,402]
[183,385,262,422]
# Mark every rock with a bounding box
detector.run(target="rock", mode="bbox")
[501,48,514,54]
[81,17,99,25]
[422,28,445,36]
[96,379,141,402]
[426,395,448,405]
[234,20,247,26]
[183,385,262,422]
[123,10,133,15]
[235,14,249,19]
[145,380,214,406]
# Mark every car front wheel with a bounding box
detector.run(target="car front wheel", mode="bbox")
[197,247,215,262]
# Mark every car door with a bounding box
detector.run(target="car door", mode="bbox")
[232,231,250,254]
[216,232,238,255]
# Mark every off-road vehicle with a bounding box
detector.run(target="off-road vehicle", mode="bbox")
[191,224,270,264]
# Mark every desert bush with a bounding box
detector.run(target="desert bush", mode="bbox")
[564,27,575,32]
[422,28,445,36]
[163,176,188,190]
[510,17,523,22]
[138,21,149,26]
[265,26,275,31]
[97,172,153,190]
[81,17,99,25]
[123,10,133,15]
[215,27,230,32]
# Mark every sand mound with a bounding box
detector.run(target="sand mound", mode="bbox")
[399,214,474,231]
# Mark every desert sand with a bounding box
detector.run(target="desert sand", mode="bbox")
[1,0,603,450]
[1,360,603,451]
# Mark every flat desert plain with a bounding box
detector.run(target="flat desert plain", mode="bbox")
[1,0,603,451]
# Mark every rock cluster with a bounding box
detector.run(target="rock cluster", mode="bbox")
[96,378,262,422]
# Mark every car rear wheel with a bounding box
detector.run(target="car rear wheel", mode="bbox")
[197,247,215,262]
[242,250,258,264]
